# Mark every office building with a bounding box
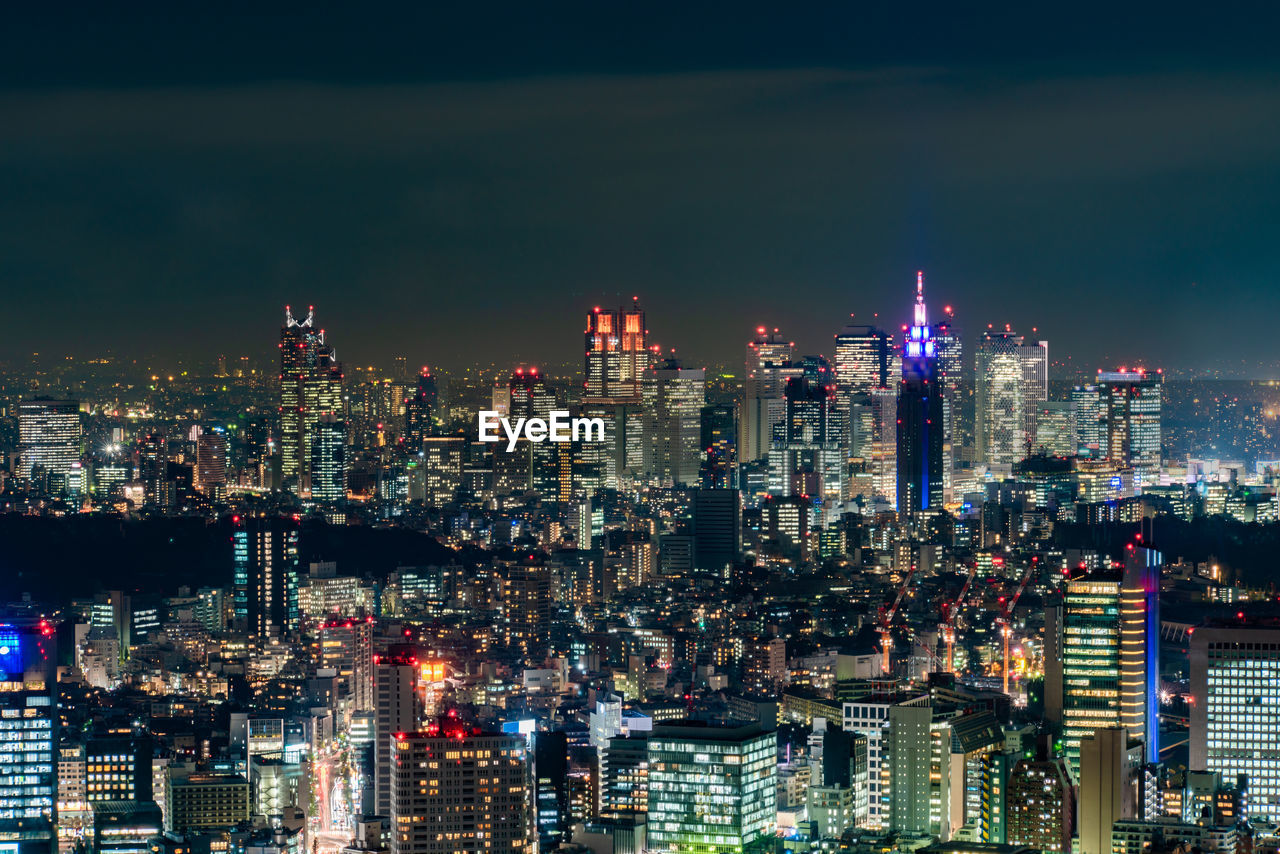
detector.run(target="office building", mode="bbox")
[0,618,58,852]
[232,515,301,642]
[1190,620,1280,821]
[843,692,931,831]
[17,398,81,492]
[402,367,438,452]
[279,305,343,496]
[389,723,533,854]
[692,488,740,576]
[642,357,705,487]
[373,654,420,817]
[195,428,228,493]
[310,415,346,502]
[164,773,250,833]
[896,272,945,517]
[91,801,162,854]
[699,403,737,488]
[886,703,952,841]
[741,327,796,463]
[584,299,648,404]
[1059,569,1122,781]
[833,323,890,407]
[645,722,776,854]
[1078,728,1135,854]
[1097,369,1163,484]
[85,734,152,804]
[768,376,844,510]
[1119,544,1160,763]
[974,332,1047,467]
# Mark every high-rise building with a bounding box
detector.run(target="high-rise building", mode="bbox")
[18,398,82,493]
[768,376,844,510]
[641,357,705,487]
[833,324,890,404]
[1190,620,1280,821]
[741,327,797,463]
[502,557,552,660]
[373,654,420,818]
[1119,544,1160,763]
[507,367,559,496]
[0,618,58,851]
[692,488,740,576]
[231,515,301,642]
[885,704,952,841]
[1097,369,1163,484]
[974,332,1047,467]
[934,310,964,499]
[309,415,346,502]
[1004,756,1074,853]
[1073,384,1106,457]
[402,367,438,452]
[195,428,228,493]
[896,272,945,517]
[279,306,343,496]
[389,723,533,854]
[645,722,776,854]
[843,691,930,830]
[584,299,648,403]
[699,403,737,489]
[316,619,373,711]
[1078,727,1137,854]
[1059,569,1122,782]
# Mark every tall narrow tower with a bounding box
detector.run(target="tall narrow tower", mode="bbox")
[583,298,648,403]
[279,306,343,496]
[896,272,944,517]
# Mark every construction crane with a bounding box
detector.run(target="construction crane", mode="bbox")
[878,562,919,675]
[940,562,978,674]
[997,557,1038,694]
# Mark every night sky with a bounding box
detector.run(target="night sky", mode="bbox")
[2,3,1279,373]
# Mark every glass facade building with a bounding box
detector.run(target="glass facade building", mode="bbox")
[645,722,776,854]
[1190,622,1280,821]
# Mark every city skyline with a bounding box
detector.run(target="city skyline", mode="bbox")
[3,7,1280,372]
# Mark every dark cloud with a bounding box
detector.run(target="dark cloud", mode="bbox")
[1,66,1278,372]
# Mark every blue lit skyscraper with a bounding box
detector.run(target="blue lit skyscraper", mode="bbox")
[896,272,944,517]
[0,618,58,851]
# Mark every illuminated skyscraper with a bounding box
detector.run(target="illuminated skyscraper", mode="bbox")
[309,415,346,503]
[195,428,228,493]
[934,310,964,498]
[583,298,648,403]
[642,357,706,487]
[975,330,1047,466]
[896,272,944,517]
[1059,569,1122,782]
[17,398,81,493]
[741,327,797,463]
[390,724,533,854]
[645,722,776,854]
[508,367,558,496]
[1097,369,1163,484]
[1190,621,1280,821]
[279,306,343,496]
[1073,384,1106,457]
[833,324,890,403]
[0,618,58,851]
[402,367,438,452]
[374,653,420,818]
[231,515,301,642]
[1119,544,1160,763]
[768,376,844,510]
